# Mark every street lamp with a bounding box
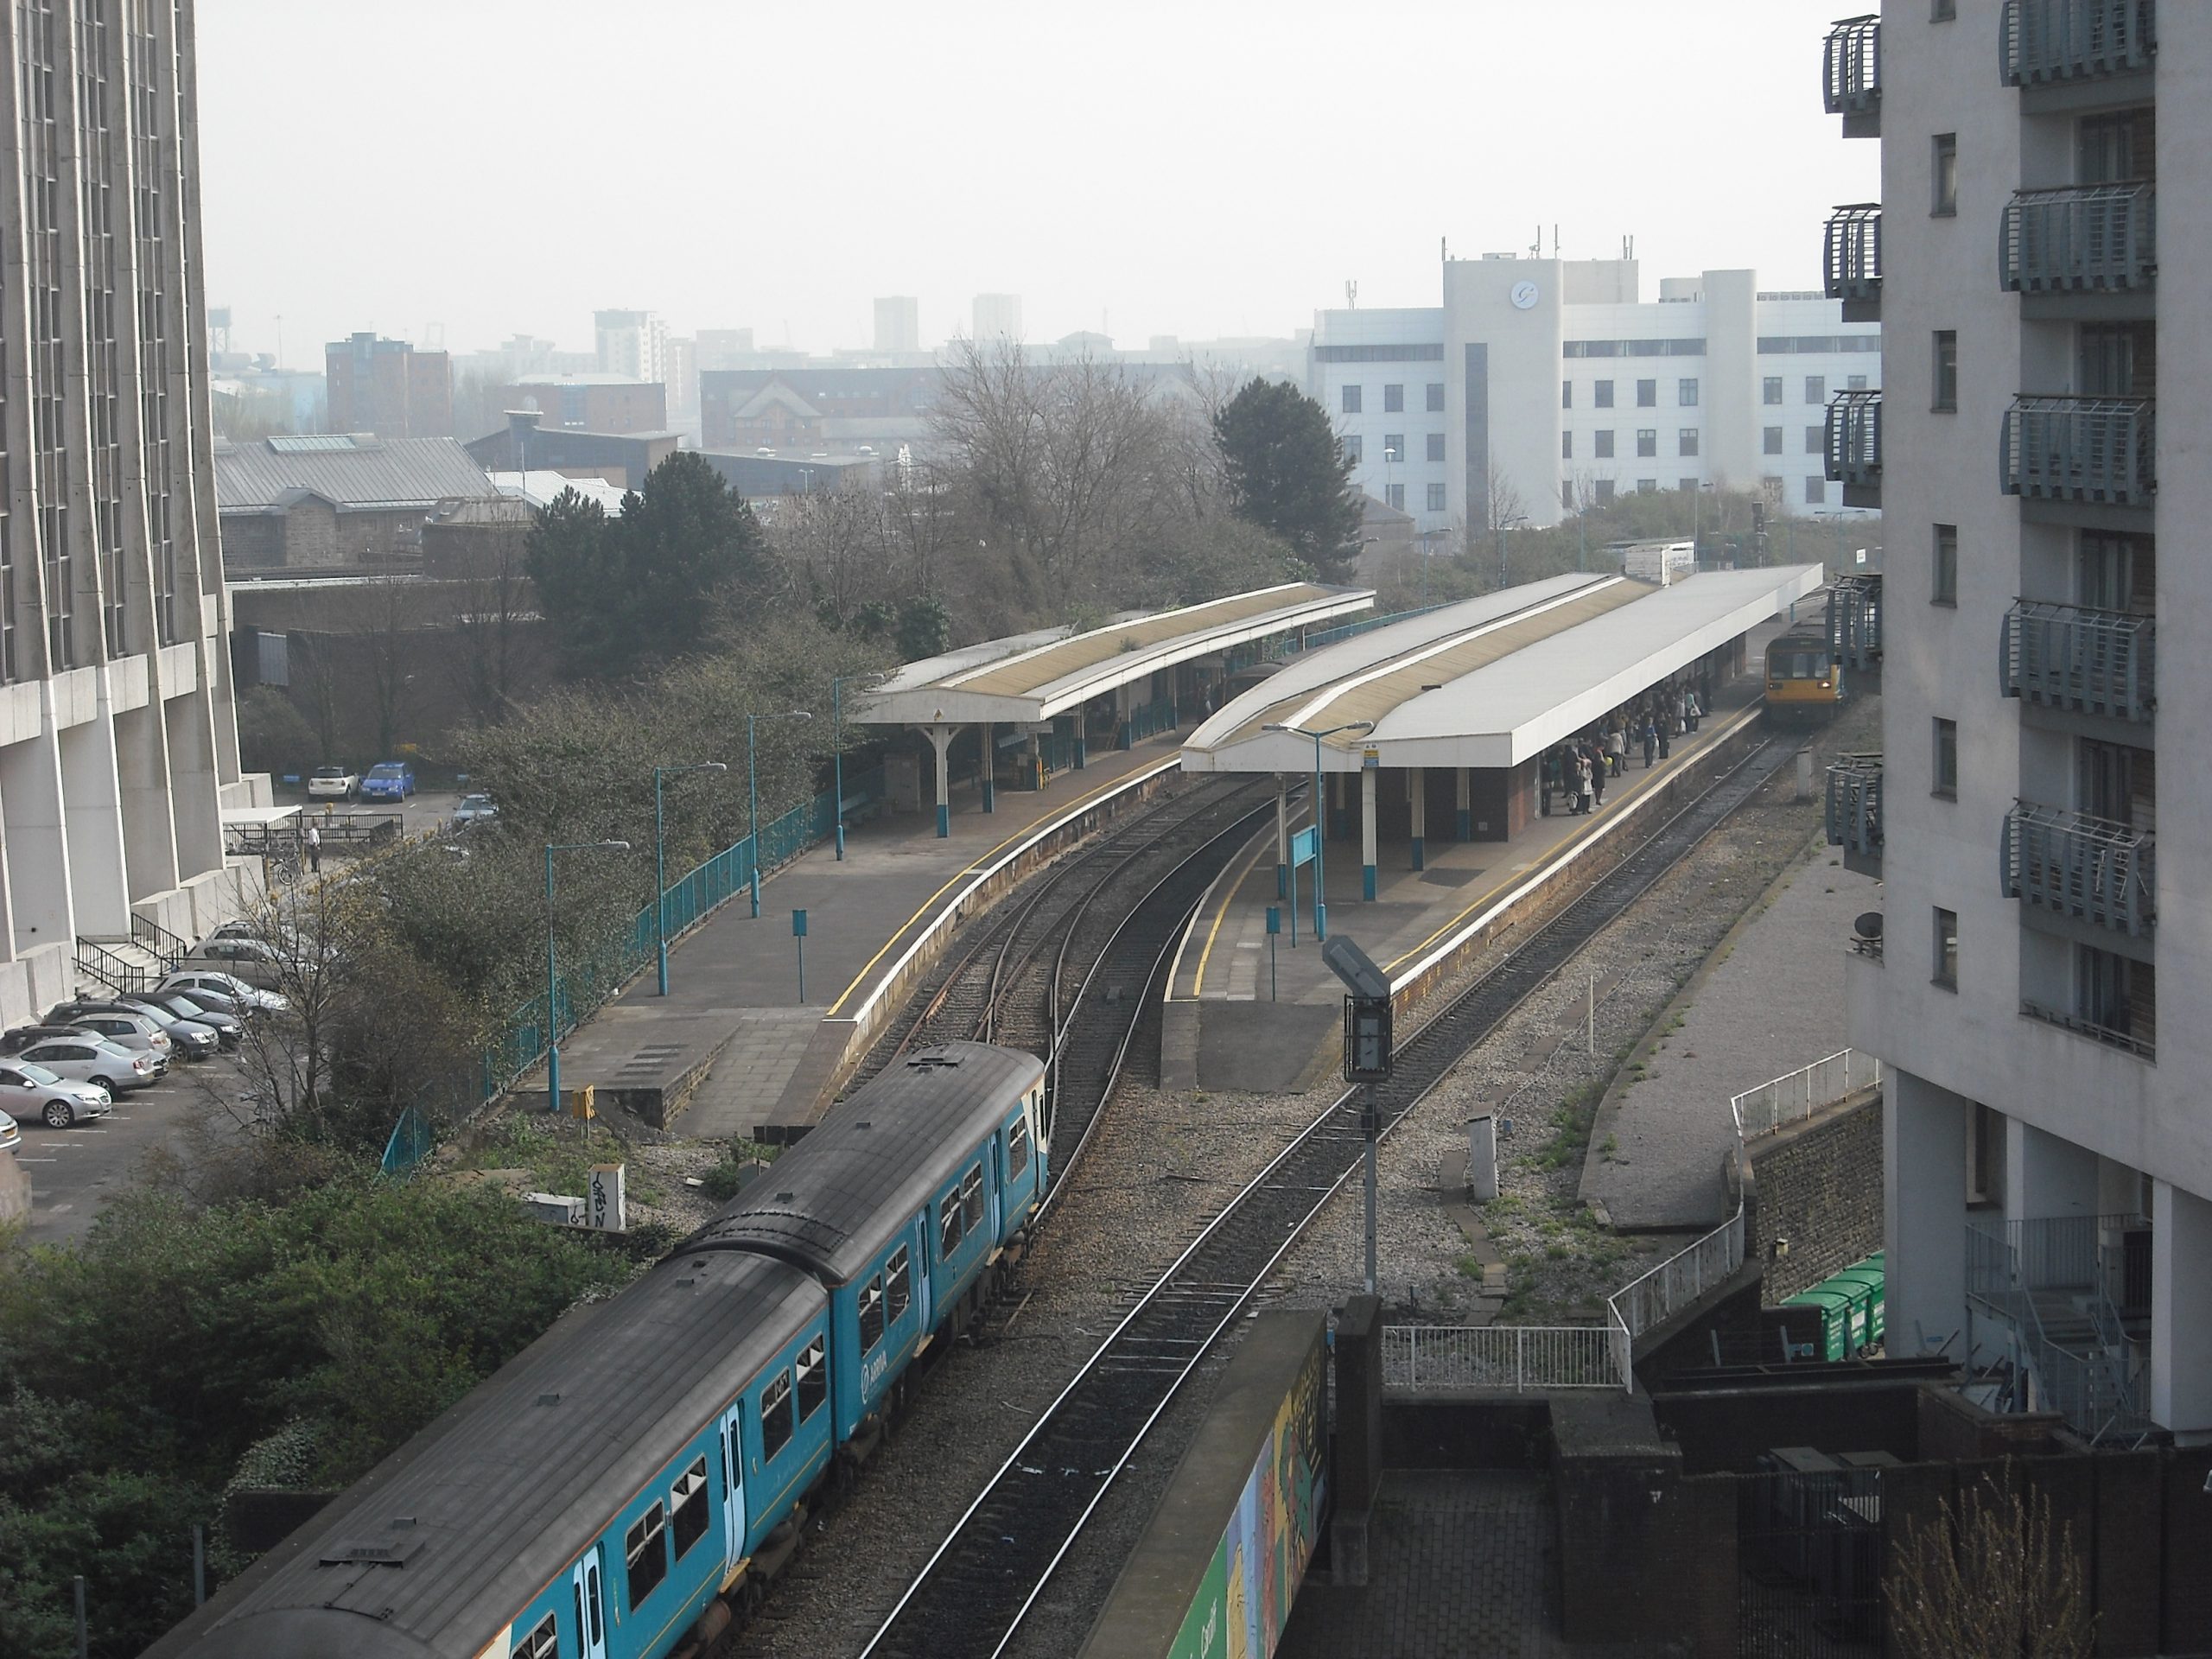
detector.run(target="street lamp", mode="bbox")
[747,710,813,918]
[830,677,855,861]
[654,763,727,996]
[545,839,630,1115]
[1496,512,1529,591]
[1262,719,1374,943]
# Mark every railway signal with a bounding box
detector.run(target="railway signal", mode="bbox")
[1325,937,1393,1297]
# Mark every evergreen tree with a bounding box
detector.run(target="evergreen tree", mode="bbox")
[1213,378,1363,582]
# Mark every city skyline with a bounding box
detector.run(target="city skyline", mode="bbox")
[195,0,1875,365]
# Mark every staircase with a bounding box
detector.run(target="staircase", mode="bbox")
[1967,1215,2153,1443]
[73,935,166,999]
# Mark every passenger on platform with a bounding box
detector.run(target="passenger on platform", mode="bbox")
[1571,750,1592,815]
[1605,727,1625,777]
[1641,716,1658,769]
[1675,690,1690,734]
[1657,712,1672,760]
[1687,690,1702,734]
[1587,741,1606,809]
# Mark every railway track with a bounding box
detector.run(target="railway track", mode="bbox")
[856,736,1797,1659]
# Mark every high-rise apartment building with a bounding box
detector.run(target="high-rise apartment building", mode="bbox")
[324,332,453,438]
[875,296,920,354]
[594,308,668,385]
[1823,1,2208,1440]
[971,293,1023,342]
[0,0,264,1025]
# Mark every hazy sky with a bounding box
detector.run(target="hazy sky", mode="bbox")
[196,0,1878,365]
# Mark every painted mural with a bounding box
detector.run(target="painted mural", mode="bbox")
[1166,1332,1327,1659]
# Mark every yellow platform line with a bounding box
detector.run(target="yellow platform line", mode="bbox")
[1187,828,1282,1000]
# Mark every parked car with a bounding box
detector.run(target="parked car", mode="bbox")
[452,793,498,826]
[16,1038,155,1095]
[306,766,359,801]
[359,761,416,802]
[0,1109,17,1154]
[42,1007,170,1072]
[133,991,242,1050]
[160,983,250,1024]
[1,1024,100,1056]
[53,997,219,1060]
[159,969,288,1015]
[0,1064,111,1128]
[174,938,285,991]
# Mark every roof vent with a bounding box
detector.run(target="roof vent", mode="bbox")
[855,1121,873,1130]
[777,1192,794,1203]
[537,1392,562,1408]
[906,1052,962,1071]
[317,1534,423,1568]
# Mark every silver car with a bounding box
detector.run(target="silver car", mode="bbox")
[161,969,289,1015]
[0,1108,18,1152]
[53,1009,170,1072]
[16,1037,156,1095]
[0,1062,115,1128]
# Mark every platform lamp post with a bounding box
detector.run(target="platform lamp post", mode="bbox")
[545,839,631,1115]
[747,710,812,918]
[654,762,727,996]
[830,677,848,860]
[1496,512,1528,592]
[1263,719,1373,944]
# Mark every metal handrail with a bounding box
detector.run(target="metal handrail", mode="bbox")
[2020,997,2155,1059]
[1825,758,1884,860]
[1999,599,2153,721]
[1823,203,1882,303]
[74,935,156,996]
[1822,15,1881,114]
[2002,799,2154,936]
[1824,390,1882,486]
[1382,1325,1626,1392]
[2000,181,2155,293]
[2001,0,2157,85]
[131,912,192,969]
[2001,394,2154,505]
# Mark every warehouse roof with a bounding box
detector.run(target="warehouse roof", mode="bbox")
[213,435,499,513]
[1181,565,1823,773]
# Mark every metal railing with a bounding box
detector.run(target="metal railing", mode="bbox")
[74,936,156,996]
[1825,757,1883,864]
[1822,15,1881,116]
[1827,576,1882,671]
[1382,1324,1627,1393]
[2001,395,2154,506]
[1732,1049,1885,1141]
[2001,0,2157,84]
[2000,601,2153,722]
[1118,698,1179,747]
[1965,1212,2152,1442]
[1823,204,1882,306]
[131,912,192,969]
[2001,183,2156,294]
[1824,390,1882,490]
[2019,996,2155,1059]
[1608,1211,1746,1357]
[2002,800,2154,937]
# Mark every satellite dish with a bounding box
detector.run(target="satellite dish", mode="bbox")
[1853,912,1884,942]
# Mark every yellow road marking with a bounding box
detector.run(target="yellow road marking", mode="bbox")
[1189,828,1281,999]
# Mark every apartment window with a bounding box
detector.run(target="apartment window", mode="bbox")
[1932,133,1958,216]
[1594,429,1615,459]
[1933,718,1957,798]
[1933,524,1958,604]
[1561,380,1573,410]
[1805,375,1826,404]
[1679,477,1700,493]
[1679,378,1700,407]
[1637,478,1659,494]
[1386,482,1405,511]
[1933,908,1959,989]
[1594,480,1616,504]
[1679,429,1700,457]
[1848,373,1869,391]
[1806,426,1824,455]
[1383,433,1404,462]
[1933,0,1955,17]
[1561,431,1573,460]
[1343,434,1363,465]
[1594,379,1615,408]
[1805,475,1827,505]
[1342,385,1362,414]
[1427,482,1446,512]
[1562,482,1577,511]
[1426,432,1445,461]
[1637,378,1657,407]
[1637,429,1657,457]
[1426,382,1445,411]
[1933,331,1958,411]
[1764,427,1783,455]
[1383,383,1404,413]
[1764,376,1783,405]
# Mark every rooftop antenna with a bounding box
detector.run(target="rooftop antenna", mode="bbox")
[1530,223,1541,258]
[1344,280,1357,309]
[1553,224,1560,257]
[1441,236,1448,262]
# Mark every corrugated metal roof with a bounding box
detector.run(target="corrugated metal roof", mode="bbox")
[213,435,500,512]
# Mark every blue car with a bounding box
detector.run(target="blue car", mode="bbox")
[359,760,416,802]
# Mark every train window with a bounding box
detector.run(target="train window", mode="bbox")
[512,1611,558,1659]
[671,1457,711,1561]
[1008,1115,1032,1181]
[761,1371,795,1461]
[625,1501,669,1607]
[887,1246,912,1322]
[797,1336,827,1421]
[858,1274,886,1351]
[939,1191,963,1256]
[961,1165,984,1231]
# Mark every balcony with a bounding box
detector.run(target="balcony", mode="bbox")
[2000,396,2153,520]
[2000,184,2156,321]
[2002,801,2154,938]
[1823,204,1882,321]
[2000,601,2153,725]
[1825,756,1882,879]
[1821,16,1881,137]
[2001,0,2156,97]
[1823,389,1881,508]
[1828,574,1881,674]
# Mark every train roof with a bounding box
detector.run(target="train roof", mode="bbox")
[148,1251,824,1659]
[687,1043,1046,1287]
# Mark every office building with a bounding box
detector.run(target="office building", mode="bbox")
[498,374,669,435]
[972,293,1023,342]
[0,0,269,1025]
[594,308,668,385]
[875,296,920,355]
[1306,258,1881,535]
[325,332,454,439]
[1821,2,2209,1441]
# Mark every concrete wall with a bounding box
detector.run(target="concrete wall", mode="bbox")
[1747,1086,1884,1305]
[0,1143,28,1228]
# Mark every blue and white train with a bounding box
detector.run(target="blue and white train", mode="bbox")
[147,1043,1047,1659]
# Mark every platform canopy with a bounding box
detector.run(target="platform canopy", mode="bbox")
[850,582,1374,728]
[1182,565,1823,774]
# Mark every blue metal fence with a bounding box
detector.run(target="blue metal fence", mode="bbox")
[1118,698,1179,748]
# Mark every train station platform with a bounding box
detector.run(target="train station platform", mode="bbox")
[542,730,1189,1143]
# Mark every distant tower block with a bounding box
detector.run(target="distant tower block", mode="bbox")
[972,293,1023,342]
[874,296,919,354]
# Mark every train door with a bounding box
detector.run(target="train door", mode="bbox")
[720,1404,747,1573]
[988,1136,1004,1243]
[570,1545,607,1659]
[915,1214,934,1332]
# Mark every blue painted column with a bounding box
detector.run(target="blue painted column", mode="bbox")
[1456,766,1473,842]
[1275,774,1290,899]
[1408,766,1426,872]
[1360,766,1378,901]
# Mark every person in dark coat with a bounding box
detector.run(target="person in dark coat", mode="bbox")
[1641,717,1658,768]
[1588,741,1606,808]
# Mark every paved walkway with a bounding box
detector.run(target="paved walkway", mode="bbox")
[542,735,1184,1141]
[1578,848,1879,1230]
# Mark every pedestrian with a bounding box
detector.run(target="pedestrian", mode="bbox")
[1541,748,1557,817]
[1605,726,1625,778]
[305,822,321,875]
[1573,751,1592,815]
[1675,690,1689,735]
[1589,744,1606,809]
[1641,716,1658,769]
[1687,689,1702,734]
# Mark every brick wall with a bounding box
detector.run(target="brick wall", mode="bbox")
[1748,1087,1883,1305]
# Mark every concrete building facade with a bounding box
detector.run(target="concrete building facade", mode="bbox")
[0,0,267,1025]
[498,374,669,435]
[874,296,920,355]
[1308,258,1882,536]
[594,308,667,385]
[1827,1,2210,1442]
[324,332,453,440]
[972,293,1022,341]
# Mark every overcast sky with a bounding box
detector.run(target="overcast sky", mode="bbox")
[196,0,1878,366]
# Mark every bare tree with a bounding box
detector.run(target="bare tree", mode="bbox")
[1483,446,1529,536]
[1885,1476,2095,1659]
[448,530,533,724]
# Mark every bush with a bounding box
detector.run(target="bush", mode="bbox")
[235,686,321,775]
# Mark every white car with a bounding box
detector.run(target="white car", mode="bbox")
[49,1009,170,1071]
[160,968,289,1015]
[0,1057,125,1121]
[16,1039,155,1096]
[307,766,359,800]
[452,793,498,826]
[0,1108,17,1153]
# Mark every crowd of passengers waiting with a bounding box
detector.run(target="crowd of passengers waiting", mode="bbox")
[1540,672,1714,818]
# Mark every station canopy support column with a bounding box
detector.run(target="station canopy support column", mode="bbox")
[1274,773,1290,899]
[980,721,995,814]
[1408,766,1426,872]
[924,722,957,838]
[1456,767,1472,842]
[1361,766,1378,901]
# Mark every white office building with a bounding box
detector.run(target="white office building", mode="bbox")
[1307,257,1882,536]
[594,308,669,385]
[971,293,1023,342]
[0,0,270,1027]
[1822,1,2210,1441]
[874,296,920,355]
